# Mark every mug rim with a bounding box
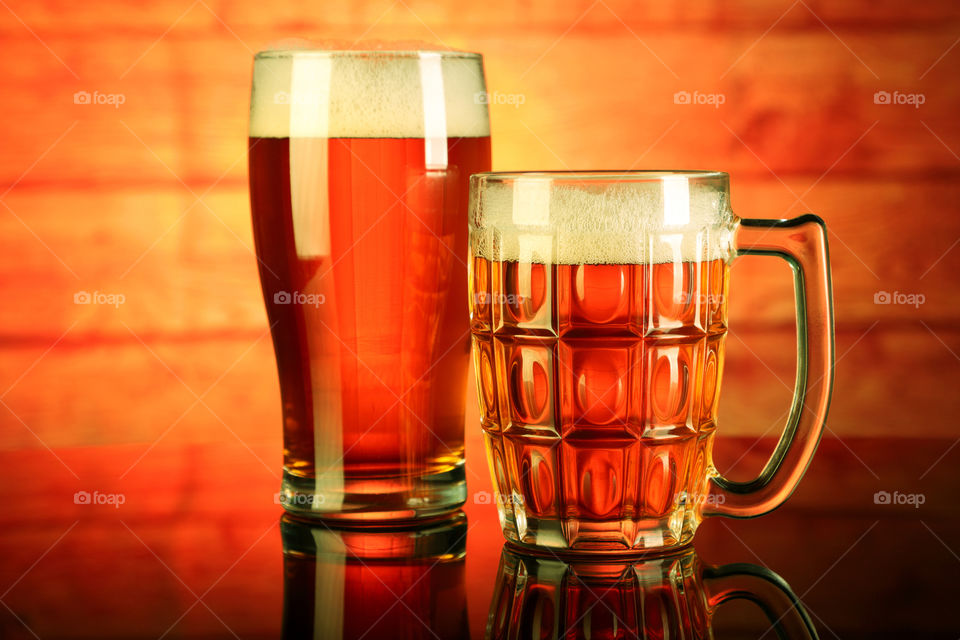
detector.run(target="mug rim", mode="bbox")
[472,170,728,182]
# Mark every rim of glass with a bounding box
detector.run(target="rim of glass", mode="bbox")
[255,49,482,60]
[472,170,728,182]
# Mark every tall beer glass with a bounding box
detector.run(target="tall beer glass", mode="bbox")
[249,49,491,520]
[469,171,833,551]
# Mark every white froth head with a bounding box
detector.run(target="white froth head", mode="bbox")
[250,46,490,139]
[469,171,736,265]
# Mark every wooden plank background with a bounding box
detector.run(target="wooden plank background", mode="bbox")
[1,0,959,461]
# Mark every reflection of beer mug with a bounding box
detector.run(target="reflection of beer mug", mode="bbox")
[488,545,818,639]
[469,171,833,552]
[281,512,469,639]
[249,49,491,519]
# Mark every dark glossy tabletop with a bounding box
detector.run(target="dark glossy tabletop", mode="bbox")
[1,436,958,639]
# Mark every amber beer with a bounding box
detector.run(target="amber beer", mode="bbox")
[488,546,818,639]
[281,512,469,639]
[250,50,490,519]
[470,171,835,553]
[469,172,730,550]
[472,255,728,549]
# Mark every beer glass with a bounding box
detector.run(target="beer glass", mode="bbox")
[282,512,469,639]
[468,171,833,551]
[249,49,491,519]
[488,545,818,639]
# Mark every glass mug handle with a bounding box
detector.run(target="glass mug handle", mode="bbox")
[703,214,835,518]
[703,563,820,638]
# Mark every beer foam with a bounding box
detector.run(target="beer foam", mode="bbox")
[470,174,735,265]
[249,47,490,138]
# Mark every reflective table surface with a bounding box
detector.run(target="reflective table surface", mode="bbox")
[1,436,958,639]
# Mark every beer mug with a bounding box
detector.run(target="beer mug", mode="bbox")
[487,545,818,639]
[249,49,491,519]
[281,512,469,639]
[468,171,833,551]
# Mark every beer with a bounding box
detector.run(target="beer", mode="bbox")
[469,173,731,550]
[488,548,709,639]
[282,512,468,639]
[488,546,818,639]
[250,50,490,519]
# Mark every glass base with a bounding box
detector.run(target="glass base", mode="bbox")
[279,461,466,522]
[498,506,699,555]
[281,510,469,559]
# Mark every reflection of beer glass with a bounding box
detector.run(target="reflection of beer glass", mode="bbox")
[488,545,818,639]
[249,49,491,519]
[281,512,469,639]
[469,172,833,552]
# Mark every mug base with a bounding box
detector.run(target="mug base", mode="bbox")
[498,509,699,555]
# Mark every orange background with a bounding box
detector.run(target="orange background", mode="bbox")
[1,1,959,636]
[3,0,958,454]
